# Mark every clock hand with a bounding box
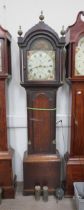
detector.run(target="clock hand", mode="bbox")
[29,65,43,71]
[29,65,52,71]
[29,66,39,71]
[41,65,53,68]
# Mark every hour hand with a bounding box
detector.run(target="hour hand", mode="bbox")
[29,66,38,71]
[29,65,44,71]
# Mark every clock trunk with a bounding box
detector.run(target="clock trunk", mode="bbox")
[0,26,15,198]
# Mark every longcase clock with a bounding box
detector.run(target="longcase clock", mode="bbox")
[18,12,65,195]
[0,26,15,198]
[65,11,84,195]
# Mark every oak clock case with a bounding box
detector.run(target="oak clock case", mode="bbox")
[18,14,65,195]
[0,26,15,198]
[65,11,84,195]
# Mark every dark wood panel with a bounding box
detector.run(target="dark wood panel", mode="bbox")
[66,157,84,195]
[27,90,56,154]
[0,150,15,198]
[32,94,51,153]
[0,80,7,151]
[2,186,15,198]
[0,160,12,186]
[23,153,61,194]
[71,83,84,156]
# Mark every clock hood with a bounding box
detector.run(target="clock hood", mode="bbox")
[18,21,65,48]
[66,11,84,44]
[18,13,65,87]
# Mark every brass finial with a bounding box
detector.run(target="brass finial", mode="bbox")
[18,26,23,36]
[39,10,44,21]
[60,25,65,36]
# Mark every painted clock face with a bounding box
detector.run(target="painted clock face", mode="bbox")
[75,36,84,75]
[27,50,55,80]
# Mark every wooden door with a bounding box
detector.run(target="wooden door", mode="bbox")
[27,90,56,154]
[0,79,7,151]
[71,82,84,156]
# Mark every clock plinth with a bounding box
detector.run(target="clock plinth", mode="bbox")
[23,153,61,195]
[65,11,84,195]
[65,157,84,195]
[0,150,15,198]
[18,14,65,195]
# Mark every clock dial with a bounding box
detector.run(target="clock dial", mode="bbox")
[27,50,55,80]
[75,36,84,75]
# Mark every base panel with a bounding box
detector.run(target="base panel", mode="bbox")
[0,150,15,198]
[23,153,61,195]
[66,157,84,196]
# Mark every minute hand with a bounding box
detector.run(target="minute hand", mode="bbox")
[30,65,51,70]
[37,65,51,68]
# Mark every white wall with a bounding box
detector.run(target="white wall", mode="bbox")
[0,0,84,181]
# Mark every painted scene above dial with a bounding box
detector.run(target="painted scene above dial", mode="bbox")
[75,36,84,75]
[27,50,55,80]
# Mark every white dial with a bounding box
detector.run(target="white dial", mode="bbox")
[75,36,84,75]
[27,50,55,80]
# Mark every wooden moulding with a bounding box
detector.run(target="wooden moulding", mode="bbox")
[23,152,60,162]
